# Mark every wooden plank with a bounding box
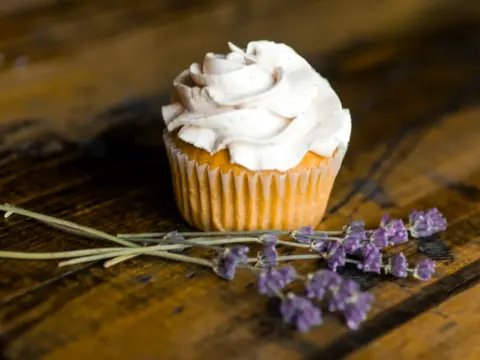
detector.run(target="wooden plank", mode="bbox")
[0,0,474,151]
[347,283,480,360]
[0,15,480,360]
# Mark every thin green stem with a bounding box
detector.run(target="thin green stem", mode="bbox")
[103,254,138,268]
[0,204,137,248]
[276,254,324,261]
[276,240,311,249]
[59,248,214,268]
[101,237,262,268]
[246,254,324,263]
[37,220,106,241]
[117,229,344,239]
[0,247,127,260]
[345,258,361,265]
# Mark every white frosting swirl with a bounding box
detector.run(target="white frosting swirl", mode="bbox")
[162,41,351,171]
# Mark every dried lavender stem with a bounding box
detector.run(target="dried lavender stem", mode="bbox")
[275,254,324,261]
[275,240,311,248]
[123,237,336,248]
[37,220,106,241]
[302,235,344,242]
[0,239,255,262]
[104,237,323,269]
[103,237,263,268]
[344,257,410,273]
[246,254,324,263]
[103,254,138,268]
[0,247,127,260]
[345,258,361,265]
[124,237,313,248]
[0,204,136,248]
[0,204,188,268]
[117,230,344,239]
[62,237,260,267]
[58,248,214,268]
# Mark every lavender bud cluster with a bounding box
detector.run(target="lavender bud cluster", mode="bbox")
[209,208,445,332]
[305,271,374,330]
[258,233,279,267]
[409,208,447,238]
[0,204,447,335]
[213,245,249,280]
[258,265,297,296]
[280,293,323,333]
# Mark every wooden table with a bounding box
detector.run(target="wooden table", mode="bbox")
[1,1,480,359]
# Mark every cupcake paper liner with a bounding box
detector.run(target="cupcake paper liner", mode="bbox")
[163,132,346,231]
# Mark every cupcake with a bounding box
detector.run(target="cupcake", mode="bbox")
[161,41,351,231]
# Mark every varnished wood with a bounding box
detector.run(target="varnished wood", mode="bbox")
[0,0,479,152]
[1,1,480,360]
[347,283,480,360]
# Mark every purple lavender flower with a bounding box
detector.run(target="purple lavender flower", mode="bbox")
[343,232,364,254]
[257,265,297,296]
[389,228,408,245]
[357,244,382,273]
[413,259,436,281]
[291,226,313,244]
[311,239,328,253]
[258,269,283,296]
[381,216,405,235]
[258,244,278,267]
[277,265,298,282]
[329,279,360,312]
[343,292,374,330]
[213,245,249,280]
[165,231,185,241]
[259,233,278,246]
[326,242,346,271]
[305,270,342,301]
[309,232,329,252]
[345,220,365,233]
[381,216,408,245]
[426,208,447,231]
[386,253,409,278]
[280,293,323,333]
[164,231,186,252]
[370,228,389,250]
[409,208,447,238]
[230,245,249,260]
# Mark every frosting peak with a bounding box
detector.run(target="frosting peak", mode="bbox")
[162,41,351,171]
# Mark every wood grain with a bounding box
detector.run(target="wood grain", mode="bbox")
[0,2,480,360]
[347,283,480,360]
[0,0,477,152]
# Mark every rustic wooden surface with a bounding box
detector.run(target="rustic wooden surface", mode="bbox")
[0,0,479,152]
[1,1,480,360]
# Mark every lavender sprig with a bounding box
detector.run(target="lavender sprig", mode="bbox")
[280,293,323,333]
[409,208,447,238]
[305,270,342,301]
[325,242,346,271]
[257,265,298,296]
[356,244,382,274]
[305,273,374,330]
[343,292,375,330]
[349,252,436,281]
[0,204,447,333]
[213,246,249,280]
[384,253,409,278]
[380,216,409,245]
[257,233,279,267]
[413,259,436,281]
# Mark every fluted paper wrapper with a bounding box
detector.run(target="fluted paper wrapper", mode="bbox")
[163,132,346,231]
